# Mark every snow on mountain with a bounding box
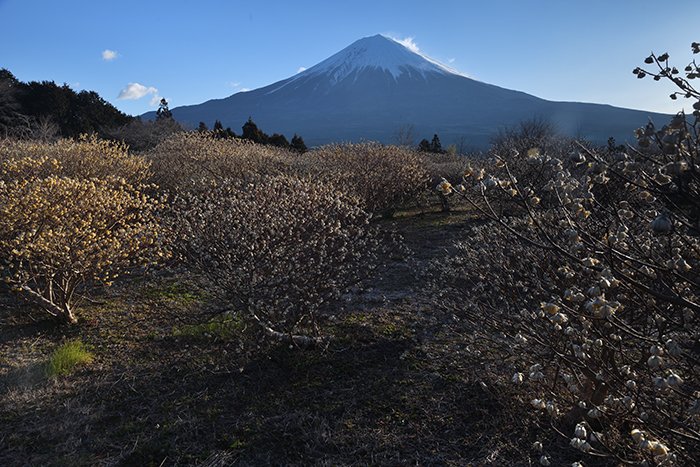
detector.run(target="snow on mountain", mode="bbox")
[296,35,456,82]
[144,34,670,147]
[265,35,457,95]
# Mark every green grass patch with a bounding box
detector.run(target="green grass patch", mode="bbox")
[342,312,412,339]
[144,281,205,304]
[45,340,94,377]
[172,315,244,339]
[228,438,246,450]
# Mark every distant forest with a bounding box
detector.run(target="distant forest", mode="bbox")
[0,69,132,139]
[0,69,306,152]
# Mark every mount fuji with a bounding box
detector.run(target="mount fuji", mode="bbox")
[144,34,669,147]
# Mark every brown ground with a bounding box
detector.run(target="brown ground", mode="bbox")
[0,208,594,466]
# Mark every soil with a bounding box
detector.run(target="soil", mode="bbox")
[0,209,584,466]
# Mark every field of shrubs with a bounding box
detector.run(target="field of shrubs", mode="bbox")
[1,51,699,466]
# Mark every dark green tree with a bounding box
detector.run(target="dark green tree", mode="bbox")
[1,69,132,138]
[290,134,307,153]
[241,117,268,144]
[197,121,208,132]
[268,133,290,148]
[212,119,224,138]
[156,98,173,121]
[0,69,27,137]
[430,134,443,153]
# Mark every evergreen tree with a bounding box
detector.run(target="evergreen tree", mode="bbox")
[197,121,208,132]
[290,134,307,153]
[268,133,290,148]
[241,117,267,144]
[156,98,173,121]
[0,69,26,137]
[0,68,132,138]
[430,134,443,153]
[211,120,225,138]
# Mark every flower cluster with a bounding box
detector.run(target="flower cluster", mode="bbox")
[166,175,382,343]
[429,70,700,462]
[300,142,430,217]
[0,139,164,323]
[146,131,294,194]
[0,134,152,184]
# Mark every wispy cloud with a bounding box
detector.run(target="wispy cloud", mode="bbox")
[149,94,164,106]
[102,49,118,61]
[448,58,456,64]
[228,81,250,93]
[396,37,420,53]
[297,66,307,74]
[117,82,162,106]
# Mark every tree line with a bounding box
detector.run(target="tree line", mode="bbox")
[198,117,307,153]
[0,68,132,140]
[0,68,307,152]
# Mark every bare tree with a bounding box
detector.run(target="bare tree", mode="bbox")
[394,123,416,147]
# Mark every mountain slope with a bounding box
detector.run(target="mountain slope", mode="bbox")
[144,35,669,147]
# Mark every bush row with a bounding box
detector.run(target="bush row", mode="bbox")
[0,133,425,338]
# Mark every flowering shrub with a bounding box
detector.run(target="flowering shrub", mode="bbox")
[167,175,381,344]
[300,142,430,217]
[0,157,164,323]
[419,152,477,212]
[430,45,700,465]
[420,152,473,186]
[0,134,152,184]
[105,117,183,152]
[146,132,294,193]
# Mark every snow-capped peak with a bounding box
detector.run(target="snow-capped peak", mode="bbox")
[297,34,459,83]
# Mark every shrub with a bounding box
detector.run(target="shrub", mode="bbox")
[146,132,294,194]
[0,134,152,185]
[0,156,164,324]
[420,152,472,187]
[45,339,94,377]
[490,118,564,157]
[421,152,486,212]
[433,132,699,464]
[105,117,184,152]
[300,142,430,217]
[430,46,700,464]
[168,175,381,344]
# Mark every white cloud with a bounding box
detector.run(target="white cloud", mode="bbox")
[389,35,470,78]
[117,83,161,106]
[297,66,307,73]
[149,94,164,106]
[102,49,118,61]
[228,81,250,93]
[396,37,420,53]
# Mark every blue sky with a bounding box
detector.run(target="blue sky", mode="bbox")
[1,0,698,116]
